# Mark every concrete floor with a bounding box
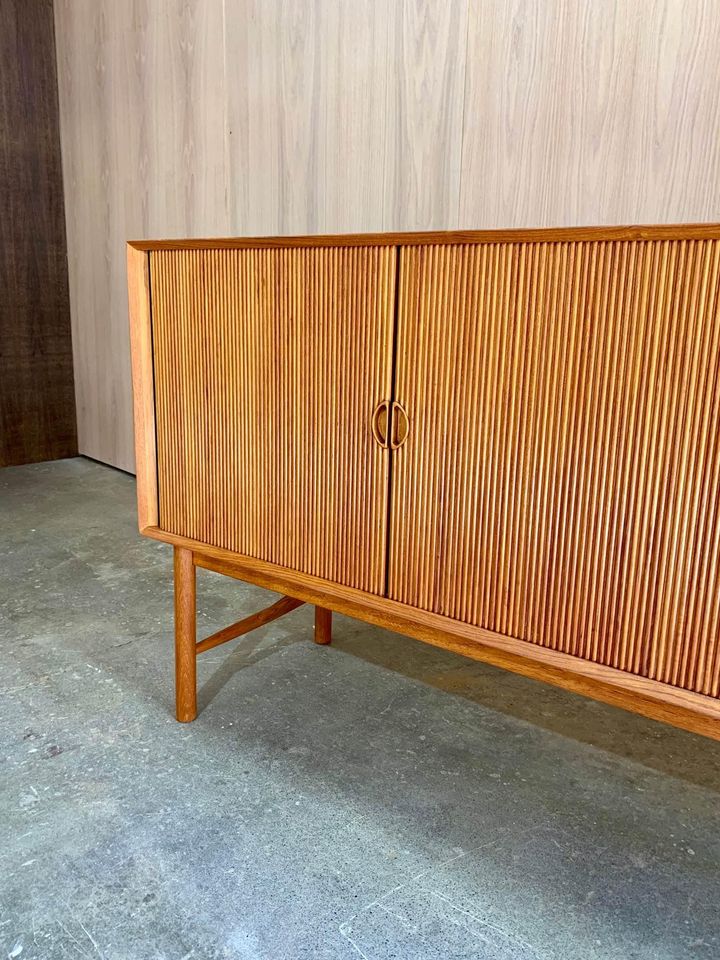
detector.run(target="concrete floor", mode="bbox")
[1,458,719,960]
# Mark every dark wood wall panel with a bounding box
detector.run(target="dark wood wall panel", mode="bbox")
[0,0,76,467]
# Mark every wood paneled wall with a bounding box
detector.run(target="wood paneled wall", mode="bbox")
[54,0,720,472]
[0,0,76,467]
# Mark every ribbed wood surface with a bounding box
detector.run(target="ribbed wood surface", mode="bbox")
[389,240,720,696]
[151,246,396,594]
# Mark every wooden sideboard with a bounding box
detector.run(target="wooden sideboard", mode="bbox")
[128,226,720,739]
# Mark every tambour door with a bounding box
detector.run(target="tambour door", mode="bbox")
[389,240,720,696]
[151,245,396,594]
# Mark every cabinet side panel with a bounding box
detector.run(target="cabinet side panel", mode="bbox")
[127,245,157,527]
[151,245,396,594]
[390,239,720,697]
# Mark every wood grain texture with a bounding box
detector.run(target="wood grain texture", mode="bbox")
[390,239,720,698]
[0,0,76,466]
[225,0,390,235]
[133,226,720,735]
[314,607,332,645]
[54,0,228,471]
[460,0,720,227]
[127,245,157,528]
[174,545,197,722]
[151,245,397,593]
[56,0,720,470]
[196,595,304,655]
[129,224,720,252]
[54,0,125,468]
[383,0,468,231]
[151,526,720,739]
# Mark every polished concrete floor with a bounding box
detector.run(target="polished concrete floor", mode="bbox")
[1,457,719,959]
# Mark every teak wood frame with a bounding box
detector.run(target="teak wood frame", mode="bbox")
[128,226,720,740]
[172,544,325,722]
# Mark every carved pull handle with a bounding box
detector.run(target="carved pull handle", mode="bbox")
[390,401,410,449]
[371,400,390,448]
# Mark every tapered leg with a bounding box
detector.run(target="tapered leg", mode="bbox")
[174,546,197,721]
[314,606,332,645]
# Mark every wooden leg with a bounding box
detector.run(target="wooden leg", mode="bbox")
[314,606,332,645]
[174,546,197,722]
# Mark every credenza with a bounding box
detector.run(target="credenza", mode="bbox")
[128,226,720,739]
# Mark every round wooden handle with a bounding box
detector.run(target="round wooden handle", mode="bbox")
[371,400,390,448]
[390,401,410,449]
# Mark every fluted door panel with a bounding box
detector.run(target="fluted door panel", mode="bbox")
[151,245,396,594]
[389,240,720,696]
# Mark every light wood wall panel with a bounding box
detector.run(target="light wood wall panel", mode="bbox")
[460,0,720,227]
[54,1,116,464]
[55,0,720,470]
[54,0,228,471]
[390,239,720,696]
[383,0,468,231]
[225,0,391,234]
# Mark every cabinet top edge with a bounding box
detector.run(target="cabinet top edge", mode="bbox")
[127,223,720,252]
